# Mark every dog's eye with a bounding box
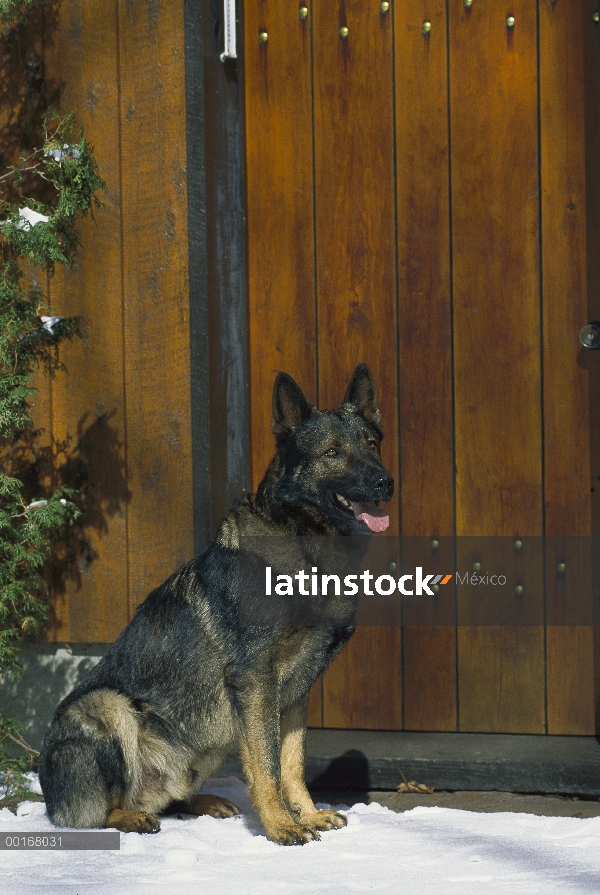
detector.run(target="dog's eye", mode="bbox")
[368,440,377,450]
[325,448,338,457]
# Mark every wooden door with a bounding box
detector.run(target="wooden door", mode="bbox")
[244,0,600,734]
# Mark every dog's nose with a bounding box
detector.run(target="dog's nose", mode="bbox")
[374,475,394,501]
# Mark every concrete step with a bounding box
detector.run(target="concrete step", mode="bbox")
[319,790,600,817]
[221,730,600,795]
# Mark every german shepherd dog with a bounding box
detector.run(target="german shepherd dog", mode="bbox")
[39,364,394,845]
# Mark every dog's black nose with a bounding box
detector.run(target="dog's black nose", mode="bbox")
[374,475,394,501]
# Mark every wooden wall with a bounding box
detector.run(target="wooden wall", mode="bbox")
[23,0,194,642]
[7,0,600,737]
[245,0,600,734]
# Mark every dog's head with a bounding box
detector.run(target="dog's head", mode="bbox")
[262,364,394,535]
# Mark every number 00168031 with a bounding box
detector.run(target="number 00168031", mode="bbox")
[0,832,119,849]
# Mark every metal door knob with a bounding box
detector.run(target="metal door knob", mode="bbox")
[580,323,600,349]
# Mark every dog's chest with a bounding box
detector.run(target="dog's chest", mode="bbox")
[271,627,338,700]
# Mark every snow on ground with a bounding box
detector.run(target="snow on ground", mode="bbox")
[2,775,600,895]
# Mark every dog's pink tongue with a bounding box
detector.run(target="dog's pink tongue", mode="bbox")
[350,500,390,532]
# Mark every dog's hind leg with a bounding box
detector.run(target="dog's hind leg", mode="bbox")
[105,808,160,833]
[163,751,240,819]
[41,736,161,833]
[41,734,161,833]
[40,689,161,834]
[185,793,240,818]
[40,735,115,829]
[280,696,347,832]
[42,735,161,834]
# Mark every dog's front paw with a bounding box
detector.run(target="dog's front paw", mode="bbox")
[266,820,321,846]
[105,809,161,834]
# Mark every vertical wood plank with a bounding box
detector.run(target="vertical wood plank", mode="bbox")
[541,1,593,539]
[586,10,600,538]
[45,0,129,642]
[540,0,596,735]
[585,4,600,735]
[449,0,545,732]
[307,677,322,728]
[244,1,317,492]
[401,538,456,731]
[313,0,401,729]
[244,1,321,721]
[395,0,456,731]
[545,538,595,734]
[118,0,193,616]
[547,627,594,733]
[203,0,250,534]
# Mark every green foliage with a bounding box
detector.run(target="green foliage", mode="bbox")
[1,111,105,269]
[0,477,79,671]
[0,109,106,679]
[0,713,38,799]
[0,0,48,27]
[0,3,106,797]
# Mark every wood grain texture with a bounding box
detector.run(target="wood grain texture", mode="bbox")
[586,6,600,542]
[457,626,545,734]
[203,1,250,532]
[401,538,456,730]
[545,538,595,734]
[546,627,594,735]
[540,0,593,537]
[313,1,398,461]
[394,0,456,731]
[450,0,542,535]
[456,538,545,733]
[244,1,317,492]
[45,0,129,642]
[313,0,400,729]
[307,676,322,728]
[584,2,600,735]
[449,0,544,732]
[540,0,596,735]
[28,0,600,737]
[118,0,193,616]
[323,627,402,730]
[402,626,456,731]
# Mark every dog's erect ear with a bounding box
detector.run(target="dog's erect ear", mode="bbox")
[343,363,381,426]
[272,372,313,439]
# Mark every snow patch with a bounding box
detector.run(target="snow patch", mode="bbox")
[1,775,600,895]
